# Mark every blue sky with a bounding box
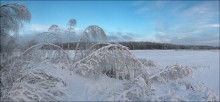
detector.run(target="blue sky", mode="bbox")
[2,0,220,46]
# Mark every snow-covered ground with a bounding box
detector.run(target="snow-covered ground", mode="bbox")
[131,50,219,94]
[2,49,219,101]
[60,50,220,100]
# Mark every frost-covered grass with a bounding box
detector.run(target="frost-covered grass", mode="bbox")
[1,49,219,101]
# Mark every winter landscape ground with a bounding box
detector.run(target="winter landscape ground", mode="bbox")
[132,50,220,95]
[1,48,219,101]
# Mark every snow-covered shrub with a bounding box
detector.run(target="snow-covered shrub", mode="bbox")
[2,69,67,101]
[112,77,151,101]
[73,43,111,63]
[71,44,149,81]
[73,25,107,62]
[2,43,70,91]
[150,80,219,101]
[186,83,219,101]
[85,42,111,55]
[138,58,156,67]
[150,64,193,83]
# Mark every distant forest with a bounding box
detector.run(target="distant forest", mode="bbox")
[58,42,219,50]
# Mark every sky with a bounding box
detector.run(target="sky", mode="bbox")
[2,0,220,46]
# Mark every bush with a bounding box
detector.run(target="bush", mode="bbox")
[150,64,193,83]
[2,43,70,94]
[71,43,149,81]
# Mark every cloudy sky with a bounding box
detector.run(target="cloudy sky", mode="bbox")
[2,0,220,46]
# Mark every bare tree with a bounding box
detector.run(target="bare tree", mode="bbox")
[0,2,31,37]
[0,2,31,53]
[67,19,77,50]
[29,19,77,50]
[48,25,60,33]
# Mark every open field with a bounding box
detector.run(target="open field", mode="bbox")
[132,50,219,94]
[1,48,219,101]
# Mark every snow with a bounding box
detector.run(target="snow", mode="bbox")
[2,49,219,101]
[65,50,219,101]
[57,50,220,101]
[43,65,125,101]
[131,50,219,94]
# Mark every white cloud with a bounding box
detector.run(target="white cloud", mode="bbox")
[30,24,50,32]
[20,24,50,34]
[157,32,166,36]
[150,2,219,46]
[202,24,220,28]
[20,24,84,35]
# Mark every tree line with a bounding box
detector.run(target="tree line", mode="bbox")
[57,41,219,50]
